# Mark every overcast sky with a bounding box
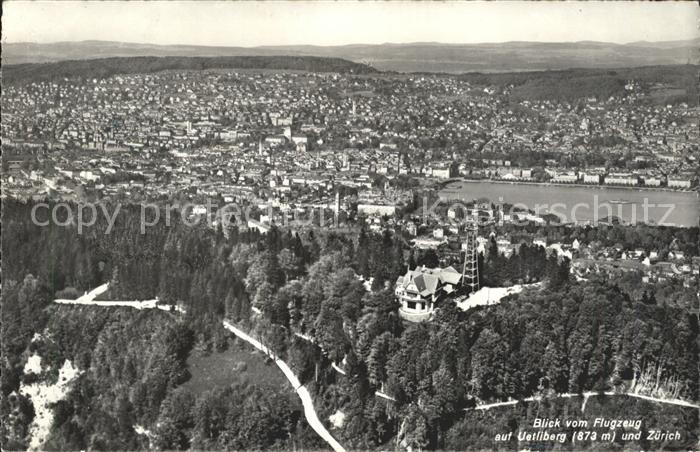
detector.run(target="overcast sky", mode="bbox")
[3,1,698,46]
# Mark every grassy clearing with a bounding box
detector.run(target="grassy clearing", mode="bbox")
[181,338,292,395]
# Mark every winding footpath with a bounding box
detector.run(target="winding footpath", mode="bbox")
[222,321,345,452]
[52,285,699,448]
[55,284,185,313]
[467,391,700,413]
[53,284,346,452]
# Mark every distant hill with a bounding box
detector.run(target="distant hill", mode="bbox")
[455,65,699,104]
[1,55,378,85]
[3,55,696,105]
[3,39,699,72]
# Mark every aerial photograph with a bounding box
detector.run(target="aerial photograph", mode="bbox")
[1,1,698,450]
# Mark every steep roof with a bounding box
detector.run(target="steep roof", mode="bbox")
[397,265,462,297]
[439,266,462,285]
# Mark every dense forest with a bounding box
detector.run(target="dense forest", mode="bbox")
[447,395,697,450]
[2,199,698,450]
[2,55,379,85]
[1,302,321,450]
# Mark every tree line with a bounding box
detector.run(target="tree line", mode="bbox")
[3,56,379,85]
[2,198,697,450]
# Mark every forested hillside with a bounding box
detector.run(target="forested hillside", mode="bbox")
[5,39,698,71]
[2,199,698,450]
[456,65,699,104]
[3,53,695,106]
[451,396,697,450]
[0,303,319,450]
[2,55,378,85]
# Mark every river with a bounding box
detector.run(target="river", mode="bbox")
[440,180,699,227]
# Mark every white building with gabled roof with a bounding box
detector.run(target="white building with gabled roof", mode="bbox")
[395,265,462,322]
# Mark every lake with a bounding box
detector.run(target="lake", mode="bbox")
[439,180,699,227]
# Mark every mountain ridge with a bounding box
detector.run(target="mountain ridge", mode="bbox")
[4,39,698,72]
[7,37,699,47]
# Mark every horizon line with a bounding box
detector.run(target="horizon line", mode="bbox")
[4,37,699,48]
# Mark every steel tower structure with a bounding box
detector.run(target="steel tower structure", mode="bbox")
[462,211,480,294]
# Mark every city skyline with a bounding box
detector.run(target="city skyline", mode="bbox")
[3,1,698,46]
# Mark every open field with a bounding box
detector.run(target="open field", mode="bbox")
[181,339,293,395]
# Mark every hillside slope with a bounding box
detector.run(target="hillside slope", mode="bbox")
[2,55,378,85]
[4,39,698,72]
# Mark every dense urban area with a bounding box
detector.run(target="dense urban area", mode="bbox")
[2,57,699,451]
[3,64,699,197]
